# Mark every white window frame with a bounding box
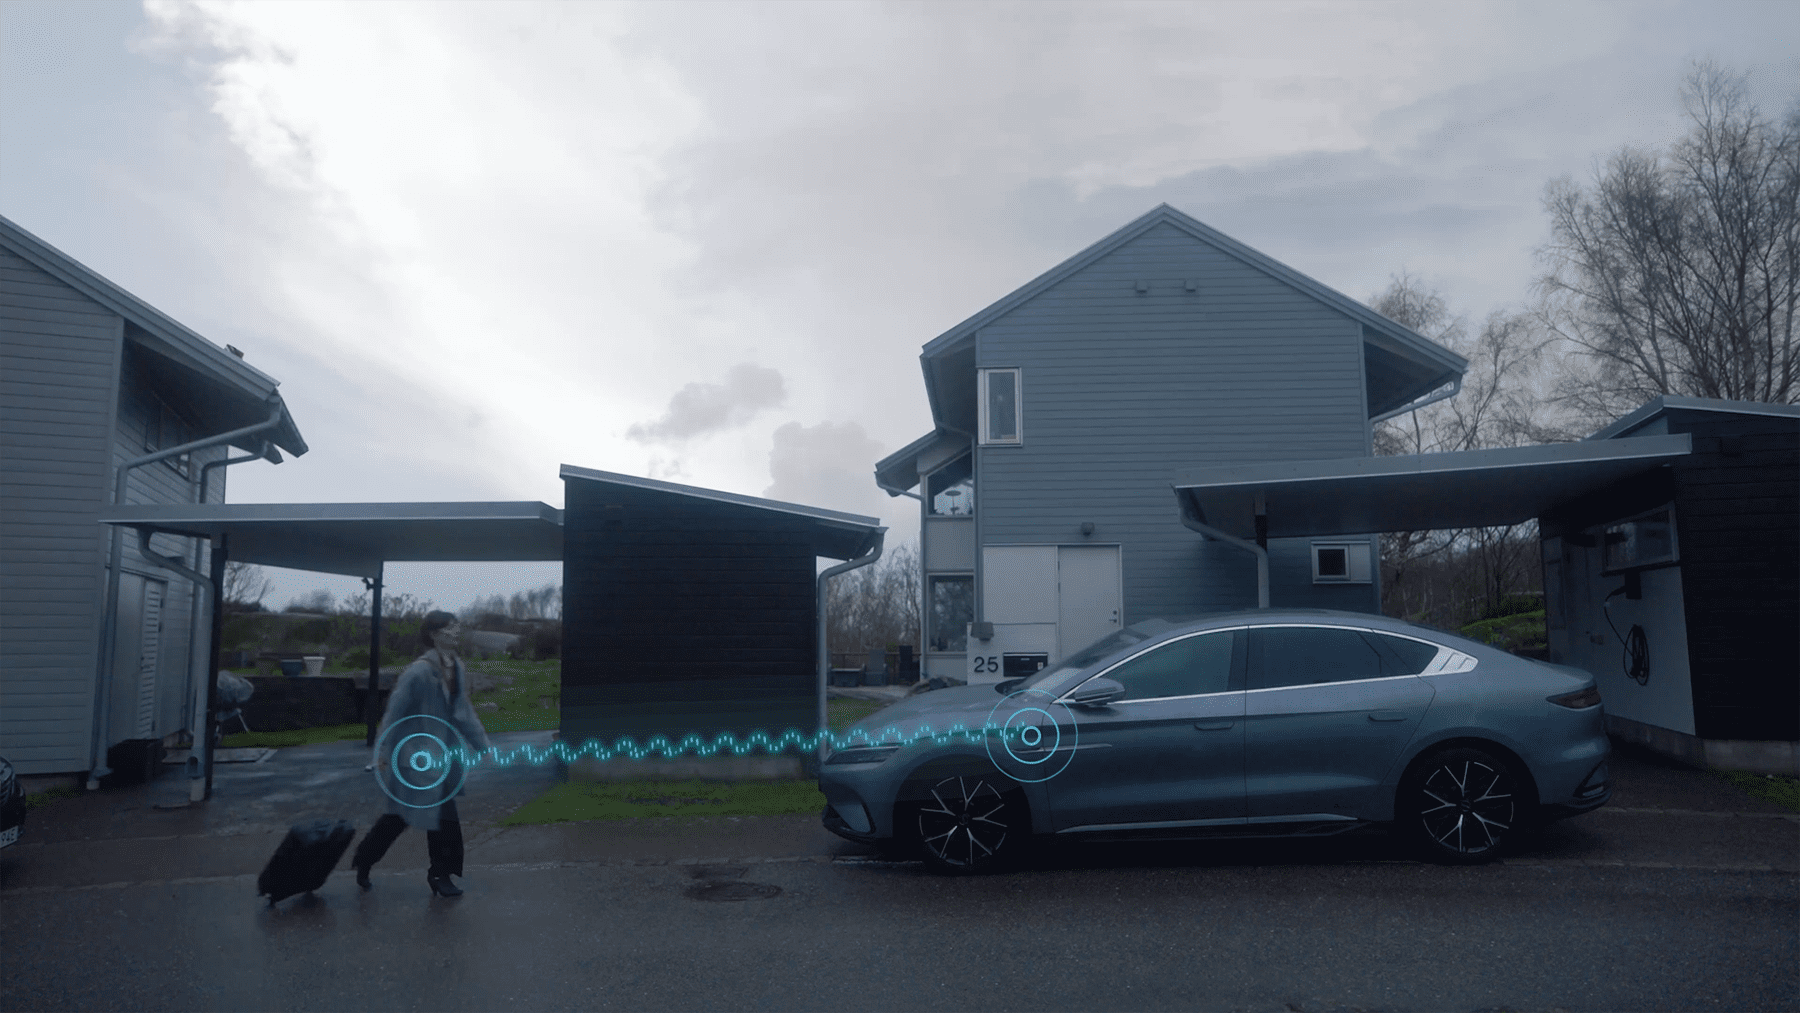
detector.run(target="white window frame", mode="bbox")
[1311,540,1372,584]
[978,367,1022,446]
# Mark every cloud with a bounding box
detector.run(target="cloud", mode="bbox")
[625,362,786,444]
[763,420,885,518]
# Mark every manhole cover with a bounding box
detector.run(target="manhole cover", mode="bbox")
[684,881,782,902]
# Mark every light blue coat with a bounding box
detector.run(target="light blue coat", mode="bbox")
[371,654,492,831]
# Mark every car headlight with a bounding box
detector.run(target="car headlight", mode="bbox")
[825,745,902,765]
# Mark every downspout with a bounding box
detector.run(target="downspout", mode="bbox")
[173,442,277,800]
[88,403,287,788]
[1369,376,1462,426]
[1178,491,1270,609]
[816,531,885,766]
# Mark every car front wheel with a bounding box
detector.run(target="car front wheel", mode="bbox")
[914,775,1024,875]
[1401,746,1522,865]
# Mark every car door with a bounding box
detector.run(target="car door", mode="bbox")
[1243,625,1436,821]
[1045,628,1246,832]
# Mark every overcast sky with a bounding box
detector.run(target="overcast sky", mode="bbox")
[4,0,1796,613]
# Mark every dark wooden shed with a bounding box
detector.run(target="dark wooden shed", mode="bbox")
[559,466,883,757]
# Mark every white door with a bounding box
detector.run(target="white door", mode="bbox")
[1057,545,1120,658]
[109,573,166,742]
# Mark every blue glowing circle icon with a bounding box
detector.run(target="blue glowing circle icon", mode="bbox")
[985,689,1079,784]
[373,714,471,810]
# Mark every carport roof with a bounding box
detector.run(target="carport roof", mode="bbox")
[1171,434,1693,540]
[560,464,885,560]
[98,501,564,578]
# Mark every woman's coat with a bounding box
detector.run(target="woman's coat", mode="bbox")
[370,654,492,831]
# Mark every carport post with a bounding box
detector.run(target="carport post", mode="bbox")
[201,533,227,799]
[817,533,885,764]
[364,569,384,748]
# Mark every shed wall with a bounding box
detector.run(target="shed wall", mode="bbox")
[561,479,818,750]
[974,221,1379,619]
[1664,409,1799,741]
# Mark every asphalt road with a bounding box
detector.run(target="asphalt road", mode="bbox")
[2,738,1795,1012]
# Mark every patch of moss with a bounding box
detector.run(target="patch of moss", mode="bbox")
[23,785,82,811]
[1718,769,1800,813]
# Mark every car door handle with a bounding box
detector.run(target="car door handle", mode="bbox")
[1368,711,1408,722]
[1194,721,1234,731]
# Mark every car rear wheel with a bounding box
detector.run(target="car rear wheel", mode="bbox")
[1402,746,1521,865]
[914,775,1024,875]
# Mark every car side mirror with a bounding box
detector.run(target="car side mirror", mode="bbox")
[1064,677,1125,708]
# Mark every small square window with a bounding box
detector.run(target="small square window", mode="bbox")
[1312,541,1371,583]
[979,368,1021,445]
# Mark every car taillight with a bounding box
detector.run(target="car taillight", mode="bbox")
[1548,686,1602,709]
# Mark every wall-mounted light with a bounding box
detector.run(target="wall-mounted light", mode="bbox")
[1080,521,1095,536]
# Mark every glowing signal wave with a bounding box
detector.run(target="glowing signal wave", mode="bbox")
[403,723,1049,770]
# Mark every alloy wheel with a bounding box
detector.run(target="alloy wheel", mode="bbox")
[1416,753,1515,858]
[916,776,1015,873]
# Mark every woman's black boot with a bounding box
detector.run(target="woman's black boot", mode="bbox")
[427,874,462,897]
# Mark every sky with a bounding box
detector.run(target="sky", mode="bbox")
[4,0,1796,613]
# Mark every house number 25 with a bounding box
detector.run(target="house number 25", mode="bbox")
[971,655,1001,673]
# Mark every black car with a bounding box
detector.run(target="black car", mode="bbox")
[0,756,24,849]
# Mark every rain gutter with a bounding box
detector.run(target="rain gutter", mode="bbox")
[1178,492,1270,609]
[1369,375,1462,426]
[87,403,287,788]
[816,531,885,765]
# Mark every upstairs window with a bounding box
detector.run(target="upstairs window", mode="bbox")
[146,399,193,478]
[927,453,975,516]
[979,368,1021,445]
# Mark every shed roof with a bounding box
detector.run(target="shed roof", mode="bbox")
[98,501,564,578]
[916,204,1469,432]
[560,465,885,560]
[1171,434,1694,540]
[1585,395,1800,441]
[874,428,970,494]
[0,213,307,456]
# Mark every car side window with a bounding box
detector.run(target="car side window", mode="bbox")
[1361,632,1440,676]
[1102,630,1238,701]
[1248,626,1385,690]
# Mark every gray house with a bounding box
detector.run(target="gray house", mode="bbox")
[0,214,307,787]
[874,204,1467,683]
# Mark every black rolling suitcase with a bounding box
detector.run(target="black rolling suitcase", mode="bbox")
[258,818,357,906]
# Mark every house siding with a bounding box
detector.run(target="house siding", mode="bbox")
[975,221,1378,621]
[0,245,121,773]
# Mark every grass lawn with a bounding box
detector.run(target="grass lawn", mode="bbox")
[208,664,906,826]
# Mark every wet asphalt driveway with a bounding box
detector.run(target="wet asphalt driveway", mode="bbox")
[1,737,1795,1012]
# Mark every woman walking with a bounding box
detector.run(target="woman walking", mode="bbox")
[353,610,491,897]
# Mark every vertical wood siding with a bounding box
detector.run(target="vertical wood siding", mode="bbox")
[561,479,819,749]
[1666,410,1799,741]
[975,222,1378,620]
[0,246,120,773]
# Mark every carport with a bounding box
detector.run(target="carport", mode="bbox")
[97,501,565,800]
[1172,404,1800,775]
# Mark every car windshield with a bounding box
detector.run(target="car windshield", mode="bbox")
[1014,619,1181,696]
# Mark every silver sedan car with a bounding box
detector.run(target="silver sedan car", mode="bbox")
[820,609,1612,874]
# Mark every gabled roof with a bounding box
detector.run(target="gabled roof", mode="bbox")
[560,464,884,560]
[0,213,307,455]
[917,203,1468,428]
[1586,395,1800,441]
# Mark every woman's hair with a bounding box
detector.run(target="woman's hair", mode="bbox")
[419,610,459,652]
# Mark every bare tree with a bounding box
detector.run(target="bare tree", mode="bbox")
[1368,274,1557,629]
[826,541,921,660]
[222,560,275,612]
[1537,62,1800,430]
